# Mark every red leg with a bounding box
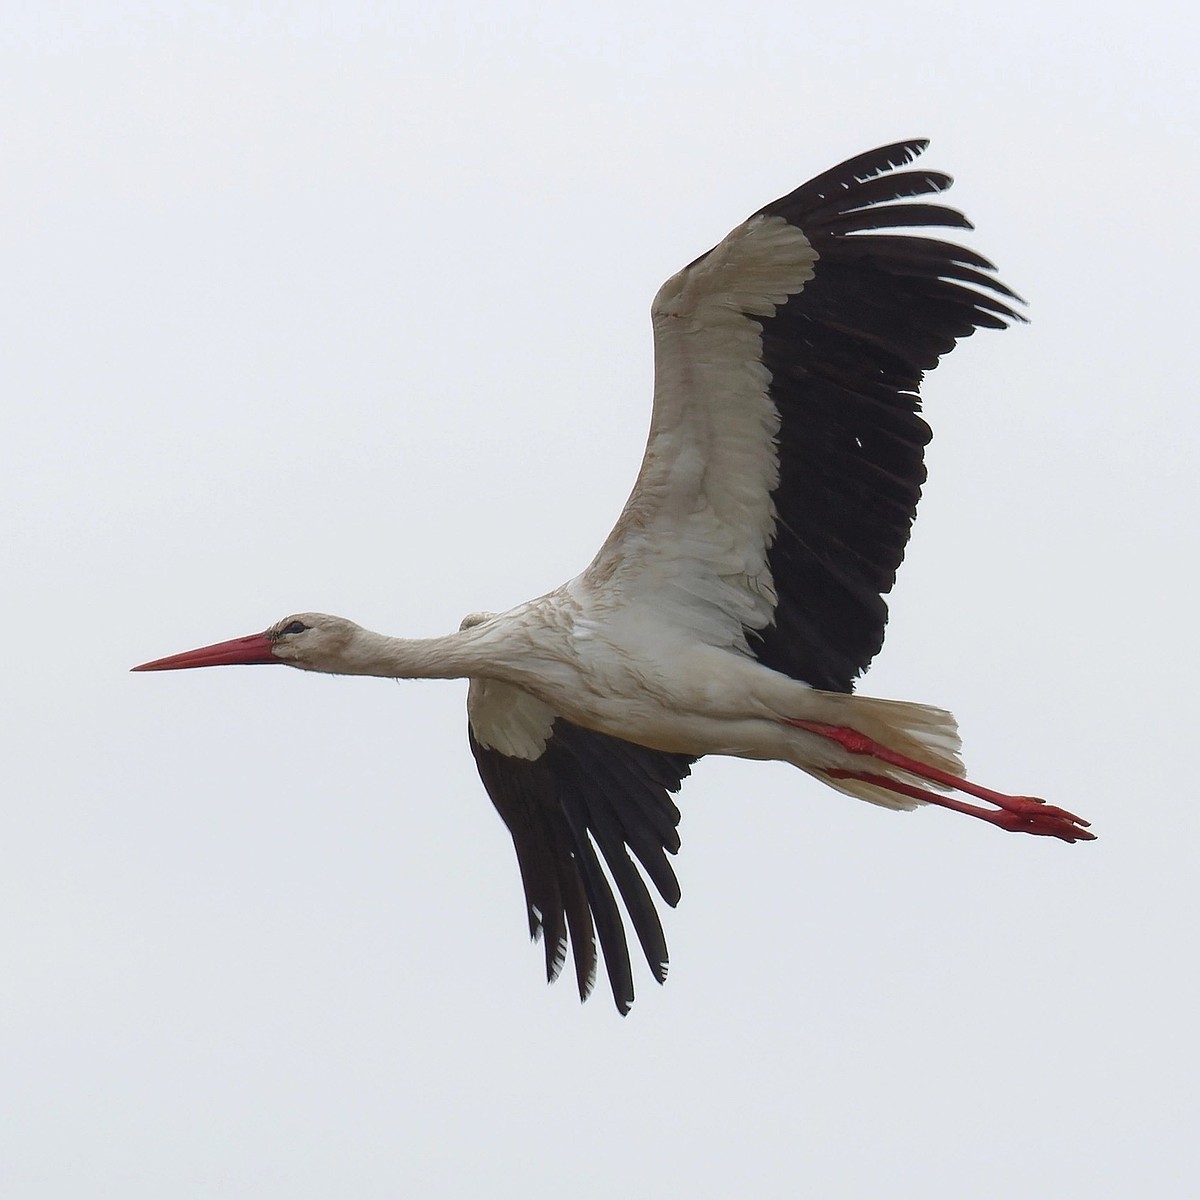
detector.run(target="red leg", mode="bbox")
[788,719,1095,843]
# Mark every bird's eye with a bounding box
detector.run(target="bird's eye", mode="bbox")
[279,620,308,636]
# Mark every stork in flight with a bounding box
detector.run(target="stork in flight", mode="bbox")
[135,140,1094,1014]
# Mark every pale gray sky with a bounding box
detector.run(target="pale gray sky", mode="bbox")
[3,2,1197,1197]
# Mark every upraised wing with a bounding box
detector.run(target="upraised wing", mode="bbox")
[586,138,1023,692]
[467,676,694,1014]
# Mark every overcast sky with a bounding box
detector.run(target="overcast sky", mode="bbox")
[3,2,1197,1197]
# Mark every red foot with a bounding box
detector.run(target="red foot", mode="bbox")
[790,719,1095,844]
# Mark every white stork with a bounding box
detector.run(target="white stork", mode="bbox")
[134,140,1094,1014]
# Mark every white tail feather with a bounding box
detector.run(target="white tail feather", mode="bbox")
[805,694,964,811]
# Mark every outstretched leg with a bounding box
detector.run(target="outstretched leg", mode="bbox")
[785,719,1094,843]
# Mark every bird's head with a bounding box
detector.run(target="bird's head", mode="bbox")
[132,613,363,674]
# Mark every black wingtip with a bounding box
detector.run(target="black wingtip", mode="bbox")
[757,139,936,221]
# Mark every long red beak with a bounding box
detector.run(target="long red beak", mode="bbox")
[131,631,278,672]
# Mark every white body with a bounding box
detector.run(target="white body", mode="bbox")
[278,595,963,811]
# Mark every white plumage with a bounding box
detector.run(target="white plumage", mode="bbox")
[135,140,1094,1014]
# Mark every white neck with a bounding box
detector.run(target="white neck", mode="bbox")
[324,624,505,681]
